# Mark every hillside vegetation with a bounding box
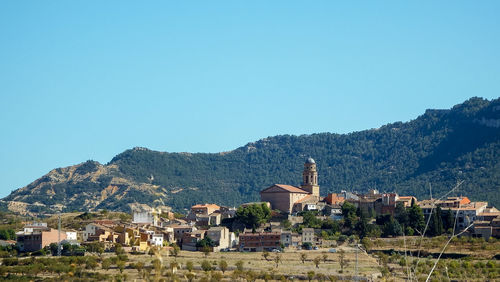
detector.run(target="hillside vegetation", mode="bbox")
[3,97,500,213]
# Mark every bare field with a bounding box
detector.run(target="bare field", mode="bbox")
[368,236,500,259]
[101,248,383,281]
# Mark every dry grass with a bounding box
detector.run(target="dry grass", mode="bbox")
[100,248,383,281]
[369,236,500,259]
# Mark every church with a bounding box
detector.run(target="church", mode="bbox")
[260,158,321,214]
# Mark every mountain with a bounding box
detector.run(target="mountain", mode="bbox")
[3,97,500,214]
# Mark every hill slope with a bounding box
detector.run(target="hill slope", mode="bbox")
[3,97,500,214]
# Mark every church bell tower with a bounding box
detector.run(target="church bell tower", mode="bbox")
[301,157,320,198]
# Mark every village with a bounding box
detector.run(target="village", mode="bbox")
[11,159,500,256]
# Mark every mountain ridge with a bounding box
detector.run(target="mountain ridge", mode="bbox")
[3,97,500,215]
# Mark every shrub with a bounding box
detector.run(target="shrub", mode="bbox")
[201,260,212,272]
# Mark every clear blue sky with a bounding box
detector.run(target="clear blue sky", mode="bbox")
[1,1,499,198]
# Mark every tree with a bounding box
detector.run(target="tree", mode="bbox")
[114,243,125,256]
[186,261,194,272]
[212,271,223,281]
[313,256,321,268]
[428,207,444,236]
[300,253,307,264]
[395,202,409,228]
[202,246,211,257]
[152,258,162,274]
[302,242,313,250]
[245,270,257,281]
[321,218,340,232]
[236,203,272,229]
[442,208,454,233]
[408,203,425,233]
[219,260,228,273]
[201,260,212,272]
[361,237,373,251]
[342,202,358,230]
[322,254,328,263]
[307,271,316,282]
[0,229,15,240]
[197,237,216,248]
[85,256,98,270]
[135,261,144,274]
[282,219,292,230]
[101,258,111,271]
[235,260,244,271]
[302,211,322,228]
[170,243,180,257]
[382,216,403,237]
[273,254,281,268]
[355,210,368,239]
[116,260,125,274]
[85,242,104,254]
[262,251,270,261]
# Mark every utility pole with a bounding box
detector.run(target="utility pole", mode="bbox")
[355,243,358,281]
[57,212,61,257]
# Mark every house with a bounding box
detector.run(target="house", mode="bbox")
[280,231,292,247]
[206,226,231,251]
[219,206,237,219]
[16,224,67,252]
[324,204,343,220]
[190,204,220,217]
[187,204,223,227]
[292,233,302,247]
[114,225,141,246]
[150,234,164,247]
[397,196,417,207]
[471,207,500,239]
[87,225,119,243]
[302,228,315,245]
[65,230,78,241]
[325,193,345,205]
[23,222,48,233]
[340,191,360,201]
[260,158,320,214]
[418,197,488,231]
[133,208,162,226]
[181,230,206,251]
[173,226,197,243]
[294,195,324,213]
[453,202,488,230]
[83,221,117,241]
[239,232,281,252]
[159,227,175,243]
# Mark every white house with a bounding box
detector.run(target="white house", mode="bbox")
[65,231,77,241]
[150,234,163,247]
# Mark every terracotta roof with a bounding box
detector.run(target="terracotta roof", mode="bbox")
[448,202,488,211]
[264,184,309,193]
[192,204,220,209]
[295,194,316,203]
